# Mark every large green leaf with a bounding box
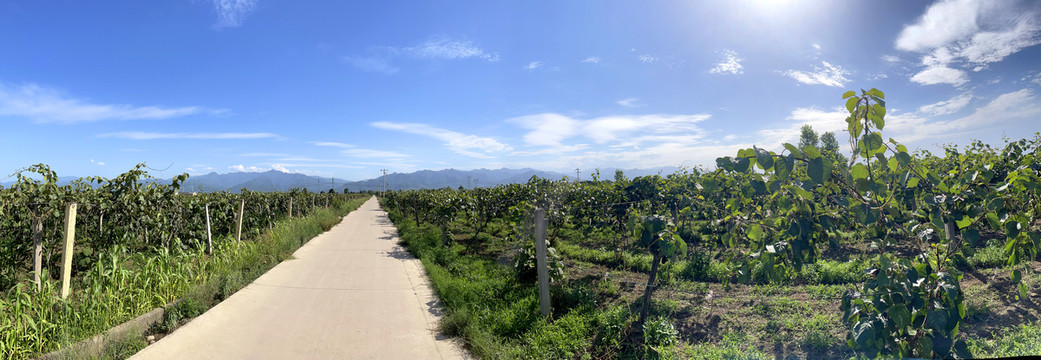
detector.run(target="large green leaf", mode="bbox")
[851,164,869,181]
[846,97,859,113]
[754,146,774,170]
[808,157,824,185]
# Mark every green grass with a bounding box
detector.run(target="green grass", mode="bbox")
[969,321,1041,357]
[391,211,612,359]
[681,331,772,360]
[968,243,1007,268]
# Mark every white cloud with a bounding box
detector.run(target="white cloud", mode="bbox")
[343,56,399,74]
[617,98,643,108]
[897,0,1041,86]
[508,113,711,148]
[370,122,512,158]
[270,164,290,173]
[709,50,743,75]
[896,0,981,51]
[581,56,600,64]
[910,66,969,86]
[401,37,498,61]
[1032,71,1041,85]
[871,73,889,80]
[638,54,658,63]
[311,141,354,148]
[229,164,270,173]
[882,55,901,63]
[211,0,258,28]
[98,131,280,140]
[90,159,105,166]
[526,61,544,70]
[0,82,220,124]
[506,113,580,147]
[782,61,851,87]
[887,89,1041,142]
[919,93,973,116]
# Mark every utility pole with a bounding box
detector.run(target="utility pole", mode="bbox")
[467,175,472,189]
[380,169,388,196]
[575,168,581,183]
[474,178,479,188]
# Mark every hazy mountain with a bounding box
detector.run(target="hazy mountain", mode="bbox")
[3,167,685,192]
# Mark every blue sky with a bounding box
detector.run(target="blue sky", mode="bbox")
[2,0,1040,181]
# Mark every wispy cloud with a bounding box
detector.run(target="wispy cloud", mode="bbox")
[638,54,658,63]
[90,159,105,166]
[896,0,1041,86]
[526,61,544,70]
[98,131,279,140]
[210,0,258,28]
[887,89,1041,142]
[229,164,288,173]
[882,55,901,63]
[508,113,711,148]
[919,92,973,116]
[310,141,353,148]
[344,36,498,74]
[400,37,499,61]
[581,56,600,64]
[0,82,221,124]
[370,122,512,158]
[910,66,968,86]
[343,56,399,74]
[1025,70,1041,85]
[812,43,821,51]
[311,141,409,159]
[782,61,851,87]
[709,49,743,75]
[617,98,643,108]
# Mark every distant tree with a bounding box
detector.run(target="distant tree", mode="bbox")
[820,131,848,164]
[328,188,335,194]
[614,169,627,183]
[342,188,349,194]
[798,124,820,150]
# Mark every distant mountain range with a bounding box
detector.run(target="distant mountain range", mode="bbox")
[2,167,681,193]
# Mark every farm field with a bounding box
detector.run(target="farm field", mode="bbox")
[380,90,1041,359]
[0,163,370,359]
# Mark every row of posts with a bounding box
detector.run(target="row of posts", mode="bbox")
[30,198,311,299]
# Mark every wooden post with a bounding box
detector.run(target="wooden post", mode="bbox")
[32,215,43,291]
[288,199,294,219]
[61,203,77,299]
[236,199,245,242]
[205,204,213,255]
[535,209,551,317]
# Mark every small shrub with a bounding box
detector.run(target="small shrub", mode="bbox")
[968,243,1006,268]
[643,316,678,348]
[679,249,711,281]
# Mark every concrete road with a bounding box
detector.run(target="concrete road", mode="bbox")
[131,197,470,360]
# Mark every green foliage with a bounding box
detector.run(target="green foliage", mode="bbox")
[0,187,369,359]
[514,240,565,284]
[377,91,1041,359]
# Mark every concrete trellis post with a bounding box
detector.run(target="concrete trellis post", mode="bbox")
[535,209,551,317]
[61,203,77,299]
